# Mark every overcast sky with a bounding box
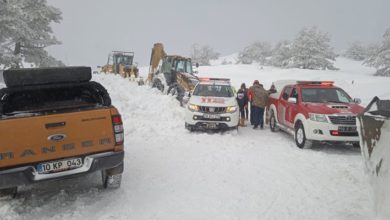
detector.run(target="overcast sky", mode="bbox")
[47,0,390,67]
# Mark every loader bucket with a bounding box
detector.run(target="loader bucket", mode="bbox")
[357,96,390,218]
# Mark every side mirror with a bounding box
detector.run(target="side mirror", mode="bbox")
[354,98,362,104]
[288,97,297,104]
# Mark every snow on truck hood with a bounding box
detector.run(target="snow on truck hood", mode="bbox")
[303,102,364,115]
[190,95,237,107]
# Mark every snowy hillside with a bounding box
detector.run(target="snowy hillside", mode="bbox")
[1,58,385,219]
[200,57,390,105]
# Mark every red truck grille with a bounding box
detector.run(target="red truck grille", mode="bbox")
[328,115,356,125]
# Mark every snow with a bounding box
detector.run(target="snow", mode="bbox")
[202,57,390,105]
[1,58,389,219]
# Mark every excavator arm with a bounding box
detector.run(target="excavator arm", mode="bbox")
[147,43,166,82]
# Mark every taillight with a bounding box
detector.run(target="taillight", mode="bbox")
[112,115,124,146]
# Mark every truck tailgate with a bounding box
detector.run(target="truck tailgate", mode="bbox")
[0,108,115,169]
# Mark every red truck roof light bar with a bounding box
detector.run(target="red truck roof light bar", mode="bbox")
[297,81,334,86]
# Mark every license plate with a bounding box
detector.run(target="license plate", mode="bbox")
[37,158,83,174]
[338,126,357,132]
[203,114,221,119]
[206,123,218,129]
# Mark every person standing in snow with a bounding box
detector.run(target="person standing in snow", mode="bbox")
[236,83,249,127]
[247,81,255,125]
[251,80,269,129]
[241,83,249,120]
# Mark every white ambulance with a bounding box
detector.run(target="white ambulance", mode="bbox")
[185,78,239,131]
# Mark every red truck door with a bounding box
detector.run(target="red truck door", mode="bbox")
[277,86,292,127]
[285,87,300,128]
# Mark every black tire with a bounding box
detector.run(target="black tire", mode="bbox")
[352,142,360,148]
[152,80,164,92]
[294,121,312,149]
[185,122,194,132]
[102,170,122,189]
[0,187,17,198]
[269,110,278,132]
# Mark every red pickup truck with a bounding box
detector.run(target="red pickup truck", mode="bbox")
[267,80,364,148]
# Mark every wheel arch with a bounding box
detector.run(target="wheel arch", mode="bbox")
[269,104,279,124]
[294,113,309,138]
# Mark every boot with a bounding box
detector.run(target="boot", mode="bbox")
[240,118,246,127]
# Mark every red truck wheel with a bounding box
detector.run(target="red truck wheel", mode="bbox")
[269,110,278,132]
[295,121,312,149]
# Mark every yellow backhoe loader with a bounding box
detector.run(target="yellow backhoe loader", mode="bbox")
[100,51,139,81]
[147,43,199,105]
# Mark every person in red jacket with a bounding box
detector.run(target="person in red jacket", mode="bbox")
[247,81,256,125]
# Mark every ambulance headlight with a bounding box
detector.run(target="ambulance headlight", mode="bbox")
[226,106,237,113]
[188,104,200,112]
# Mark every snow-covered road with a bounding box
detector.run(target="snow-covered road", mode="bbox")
[0,73,373,220]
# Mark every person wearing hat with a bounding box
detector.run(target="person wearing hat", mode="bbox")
[236,83,249,127]
[251,80,269,129]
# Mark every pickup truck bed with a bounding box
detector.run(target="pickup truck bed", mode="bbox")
[0,67,124,196]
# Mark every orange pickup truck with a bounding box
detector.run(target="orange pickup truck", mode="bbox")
[0,67,124,197]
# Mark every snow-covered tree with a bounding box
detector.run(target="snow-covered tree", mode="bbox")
[289,26,337,70]
[344,42,368,61]
[190,44,220,66]
[270,40,292,67]
[364,28,390,76]
[237,41,272,65]
[0,0,63,68]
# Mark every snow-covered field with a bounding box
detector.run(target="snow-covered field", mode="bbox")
[1,58,389,219]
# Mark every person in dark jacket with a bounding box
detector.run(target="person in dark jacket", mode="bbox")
[240,83,249,120]
[236,83,249,126]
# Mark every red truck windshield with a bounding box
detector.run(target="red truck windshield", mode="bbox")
[301,88,352,103]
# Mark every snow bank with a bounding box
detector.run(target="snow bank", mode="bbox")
[0,71,375,219]
[358,111,390,220]
[210,53,239,66]
[1,58,384,219]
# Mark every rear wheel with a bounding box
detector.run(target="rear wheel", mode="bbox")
[102,171,122,189]
[0,187,17,198]
[295,121,312,149]
[269,110,278,132]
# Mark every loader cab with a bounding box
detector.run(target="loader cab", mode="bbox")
[161,56,194,85]
[105,51,135,74]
